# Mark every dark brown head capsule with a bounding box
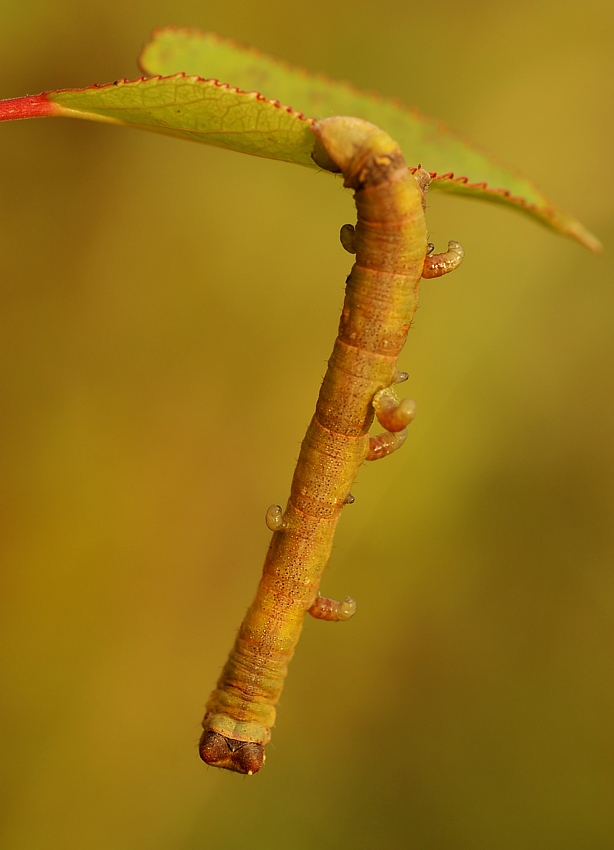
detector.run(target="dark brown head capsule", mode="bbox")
[199,729,265,775]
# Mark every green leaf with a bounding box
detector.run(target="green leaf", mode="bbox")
[0,76,316,166]
[139,27,601,252]
[0,28,600,251]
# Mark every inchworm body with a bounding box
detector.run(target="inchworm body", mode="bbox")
[199,118,463,774]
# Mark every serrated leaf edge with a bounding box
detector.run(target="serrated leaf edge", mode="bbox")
[48,72,317,126]
[420,169,602,253]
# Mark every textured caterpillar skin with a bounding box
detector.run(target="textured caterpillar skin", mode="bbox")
[200,117,435,773]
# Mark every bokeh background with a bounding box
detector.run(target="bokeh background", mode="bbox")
[1,1,613,848]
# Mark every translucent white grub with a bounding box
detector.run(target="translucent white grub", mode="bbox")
[337,596,357,620]
[373,387,417,433]
[366,428,408,461]
[422,240,464,279]
[265,504,284,531]
[413,165,431,193]
[309,594,357,621]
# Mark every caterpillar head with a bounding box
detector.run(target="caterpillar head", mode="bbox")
[199,729,265,775]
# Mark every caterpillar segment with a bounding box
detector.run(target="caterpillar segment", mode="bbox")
[200,116,464,774]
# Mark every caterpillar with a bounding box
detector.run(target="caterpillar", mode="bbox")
[199,117,463,774]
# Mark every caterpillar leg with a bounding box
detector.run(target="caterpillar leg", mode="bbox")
[199,729,265,775]
[340,223,357,254]
[366,385,416,461]
[422,240,464,278]
[309,594,357,621]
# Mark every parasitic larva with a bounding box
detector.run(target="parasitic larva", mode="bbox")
[373,386,417,433]
[309,594,357,621]
[413,165,431,198]
[265,504,284,531]
[422,240,464,278]
[366,385,416,461]
[366,427,408,461]
[340,222,356,254]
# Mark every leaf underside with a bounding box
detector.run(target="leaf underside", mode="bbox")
[0,27,600,251]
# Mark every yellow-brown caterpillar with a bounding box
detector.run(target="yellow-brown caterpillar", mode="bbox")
[199,117,463,774]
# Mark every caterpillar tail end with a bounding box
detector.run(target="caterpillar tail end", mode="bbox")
[199,729,265,775]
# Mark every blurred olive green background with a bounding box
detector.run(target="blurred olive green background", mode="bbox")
[1,1,613,848]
